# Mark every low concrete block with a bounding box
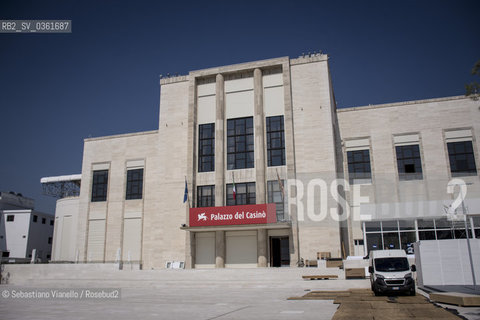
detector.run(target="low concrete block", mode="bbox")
[429,292,480,307]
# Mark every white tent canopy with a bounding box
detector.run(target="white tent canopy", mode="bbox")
[40,174,81,184]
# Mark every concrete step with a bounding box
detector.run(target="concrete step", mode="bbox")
[2,263,355,288]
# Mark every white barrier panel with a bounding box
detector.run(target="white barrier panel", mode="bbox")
[415,239,480,286]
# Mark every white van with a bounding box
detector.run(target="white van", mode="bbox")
[368,249,416,296]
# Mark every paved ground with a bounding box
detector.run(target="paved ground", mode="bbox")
[418,288,480,320]
[0,268,366,320]
[0,267,479,319]
[290,288,467,319]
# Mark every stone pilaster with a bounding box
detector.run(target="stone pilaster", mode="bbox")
[257,229,267,267]
[215,74,225,206]
[254,68,266,204]
[215,230,225,268]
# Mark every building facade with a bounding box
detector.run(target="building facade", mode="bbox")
[56,55,479,269]
[40,174,81,262]
[0,192,54,261]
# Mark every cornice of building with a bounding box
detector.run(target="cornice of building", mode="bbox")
[337,95,469,113]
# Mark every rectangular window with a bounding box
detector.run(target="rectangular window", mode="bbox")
[33,215,38,222]
[198,123,215,172]
[48,237,52,244]
[396,145,423,180]
[42,218,46,224]
[226,182,255,206]
[227,117,254,170]
[6,215,14,222]
[267,180,285,221]
[447,141,477,176]
[197,185,215,207]
[266,116,285,166]
[91,170,109,202]
[347,149,371,183]
[126,168,144,200]
[50,220,54,226]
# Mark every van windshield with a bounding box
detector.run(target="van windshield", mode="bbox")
[374,257,409,272]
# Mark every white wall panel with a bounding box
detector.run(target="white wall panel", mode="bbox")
[195,232,215,267]
[122,218,141,261]
[445,129,473,142]
[393,134,420,145]
[60,216,72,260]
[126,159,145,169]
[226,90,254,119]
[197,95,216,124]
[197,82,215,97]
[345,138,370,151]
[92,163,110,171]
[87,220,105,261]
[225,230,257,266]
[415,239,480,286]
[263,73,283,88]
[225,77,253,93]
[264,86,285,116]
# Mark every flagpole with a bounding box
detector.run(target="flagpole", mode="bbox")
[185,175,191,209]
[232,171,236,201]
[276,168,285,200]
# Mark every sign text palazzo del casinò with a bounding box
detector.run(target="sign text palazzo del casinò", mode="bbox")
[189,204,277,227]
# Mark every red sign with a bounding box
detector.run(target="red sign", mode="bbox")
[189,203,276,227]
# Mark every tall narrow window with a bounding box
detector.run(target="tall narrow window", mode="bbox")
[447,141,477,176]
[126,168,144,200]
[396,145,423,180]
[91,170,108,202]
[267,180,286,221]
[227,117,254,169]
[197,185,215,207]
[347,149,371,183]
[266,115,285,166]
[226,182,256,206]
[198,123,215,172]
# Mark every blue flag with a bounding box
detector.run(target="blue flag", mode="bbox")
[183,178,188,203]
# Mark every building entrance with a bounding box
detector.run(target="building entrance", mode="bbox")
[270,236,290,267]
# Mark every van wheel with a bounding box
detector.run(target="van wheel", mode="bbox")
[409,289,416,296]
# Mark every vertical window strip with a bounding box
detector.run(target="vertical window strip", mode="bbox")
[395,145,423,180]
[198,123,215,172]
[447,141,477,176]
[227,117,254,170]
[91,170,108,202]
[347,150,371,183]
[197,185,215,207]
[266,115,286,167]
[126,168,144,200]
[226,182,256,205]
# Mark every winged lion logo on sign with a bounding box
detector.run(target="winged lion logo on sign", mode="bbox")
[198,213,207,221]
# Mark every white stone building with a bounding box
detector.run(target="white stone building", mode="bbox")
[40,175,81,262]
[0,192,54,261]
[50,54,480,269]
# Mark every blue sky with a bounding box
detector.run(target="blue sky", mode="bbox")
[0,0,479,213]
